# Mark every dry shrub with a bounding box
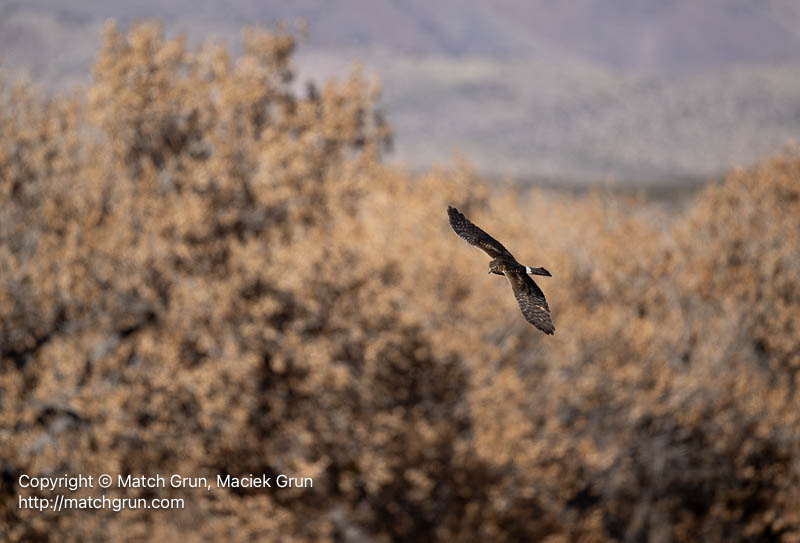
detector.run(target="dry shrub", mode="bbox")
[1,21,799,542]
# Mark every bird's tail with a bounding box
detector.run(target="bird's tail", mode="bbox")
[525,266,552,277]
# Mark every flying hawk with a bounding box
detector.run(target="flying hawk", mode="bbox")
[447,206,555,334]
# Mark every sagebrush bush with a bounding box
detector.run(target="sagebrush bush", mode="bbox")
[1,21,799,542]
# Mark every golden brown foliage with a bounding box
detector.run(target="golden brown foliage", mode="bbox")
[1,21,799,542]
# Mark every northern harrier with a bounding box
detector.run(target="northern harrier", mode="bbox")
[447,206,555,334]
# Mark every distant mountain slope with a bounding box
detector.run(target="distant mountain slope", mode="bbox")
[3,0,800,183]
[365,52,800,182]
[9,0,800,70]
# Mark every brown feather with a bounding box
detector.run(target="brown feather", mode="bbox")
[447,206,515,260]
[505,271,555,334]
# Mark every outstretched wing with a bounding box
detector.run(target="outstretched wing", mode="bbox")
[505,270,555,334]
[447,206,515,260]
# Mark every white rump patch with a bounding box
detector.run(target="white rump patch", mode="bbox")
[525,266,533,274]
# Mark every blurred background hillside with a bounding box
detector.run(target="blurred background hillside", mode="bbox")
[1,5,800,543]
[3,0,800,183]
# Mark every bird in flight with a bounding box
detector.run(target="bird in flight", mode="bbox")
[447,206,555,334]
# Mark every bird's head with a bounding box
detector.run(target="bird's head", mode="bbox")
[488,260,501,274]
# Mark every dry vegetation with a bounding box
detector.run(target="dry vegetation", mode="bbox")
[2,22,800,542]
